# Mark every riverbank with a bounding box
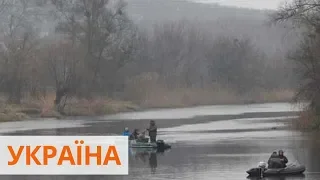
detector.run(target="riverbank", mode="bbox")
[0,98,140,122]
[0,89,295,122]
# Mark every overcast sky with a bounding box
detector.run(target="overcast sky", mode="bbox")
[190,0,288,10]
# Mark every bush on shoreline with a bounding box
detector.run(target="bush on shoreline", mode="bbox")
[293,109,320,131]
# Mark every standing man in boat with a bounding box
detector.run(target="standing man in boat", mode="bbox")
[147,120,157,143]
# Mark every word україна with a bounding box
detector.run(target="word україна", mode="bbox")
[8,140,121,166]
[0,136,128,175]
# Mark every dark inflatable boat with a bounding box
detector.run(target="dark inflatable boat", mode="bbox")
[129,139,171,152]
[247,162,306,177]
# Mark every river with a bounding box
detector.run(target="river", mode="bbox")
[0,102,319,180]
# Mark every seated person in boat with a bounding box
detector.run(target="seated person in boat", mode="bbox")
[278,150,288,168]
[268,151,282,169]
[130,129,149,142]
[122,127,131,137]
[130,129,139,140]
[138,131,149,142]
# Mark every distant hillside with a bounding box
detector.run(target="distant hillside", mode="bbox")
[124,0,301,55]
[125,0,268,25]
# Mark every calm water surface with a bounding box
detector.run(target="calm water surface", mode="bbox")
[0,103,319,180]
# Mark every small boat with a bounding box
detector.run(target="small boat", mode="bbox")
[129,140,157,148]
[247,174,306,180]
[129,138,171,152]
[130,147,158,155]
[247,162,306,177]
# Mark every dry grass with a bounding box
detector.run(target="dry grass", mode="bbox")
[0,112,28,122]
[0,102,31,122]
[38,92,57,117]
[23,92,139,117]
[137,88,294,108]
[253,89,294,103]
[0,92,140,121]
[138,87,239,108]
[63,98,139,116]
[239,89,295,104]
[0,72,296,122]
[21,92,61,118]
[124,73,294,108]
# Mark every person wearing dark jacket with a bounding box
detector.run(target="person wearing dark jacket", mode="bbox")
[130,129,139,140]
[147,120,157,143]
[278,150,288,168]
[268,151,284,168]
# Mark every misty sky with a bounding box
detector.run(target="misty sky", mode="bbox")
[190,0,287,10]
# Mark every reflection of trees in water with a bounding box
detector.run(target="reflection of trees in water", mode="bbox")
[134,151,158,173]
[291,131,320,171]
[306,133,320,170]
[149,153,157,174]
[135,151,149,163]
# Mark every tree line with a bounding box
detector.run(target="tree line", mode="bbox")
[0,0,297,113]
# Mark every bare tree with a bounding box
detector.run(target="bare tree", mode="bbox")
[51,0,133,98]
[271,0,320,127]
[205,36,265,93]
[42,41,83,112]
[0,10,39,104]
[289,35,320,113]
[271,0,320,28]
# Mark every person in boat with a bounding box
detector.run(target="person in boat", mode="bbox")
[137,131,149,142]
[278,150,288,168]
[138,130,145,139]
[122,127,131,137]
[130,129,140,140]
[268,151,282,168]
[130,129,148,142]
[147,120,157,143]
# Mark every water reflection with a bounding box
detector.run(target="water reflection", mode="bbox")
[130,148,164,174]
[149,152,157,173]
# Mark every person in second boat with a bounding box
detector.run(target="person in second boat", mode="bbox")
[278,150,288,168]
[268,151,282,169]
[147,120,157,143]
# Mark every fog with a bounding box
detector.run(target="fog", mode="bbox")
[190,0,285,10]
[0,0,303,115]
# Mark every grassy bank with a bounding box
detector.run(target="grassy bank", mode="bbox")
[125,86,294,109]
[0,94,140,122]
[0,88,294,122]
[123,73,294,108]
